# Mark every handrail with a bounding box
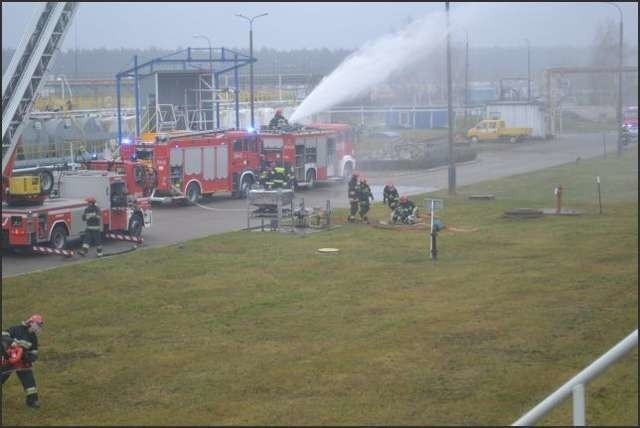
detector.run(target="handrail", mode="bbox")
[512,329,638,426]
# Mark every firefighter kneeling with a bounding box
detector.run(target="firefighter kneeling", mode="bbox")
[78,196,103,257]
[391,195,418,224]
[1,315,44,409]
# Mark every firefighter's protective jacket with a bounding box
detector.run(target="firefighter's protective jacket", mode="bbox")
[2,325,39,364]
[348,178,359,203]
[82,204,102,230]
[269,114,289,129]
[357,183,373,203]
[383,186,399,207]
[395,200,417,222]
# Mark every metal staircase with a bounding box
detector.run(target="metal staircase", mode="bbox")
[2,2,79,177]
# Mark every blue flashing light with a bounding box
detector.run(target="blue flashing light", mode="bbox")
[121,137,132,145]
[246,126,255,133]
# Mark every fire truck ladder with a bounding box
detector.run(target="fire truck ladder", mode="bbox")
[2,2,79,178]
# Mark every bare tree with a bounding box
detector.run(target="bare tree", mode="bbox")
[590,19,618,105]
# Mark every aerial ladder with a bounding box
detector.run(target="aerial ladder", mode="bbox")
[2,2,79,191]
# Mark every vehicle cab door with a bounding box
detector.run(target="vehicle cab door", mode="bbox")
[242,135,261,170]
[486,121,498,139]
[109,180,128,231]
[231,139,244,172]
[474,121,488,140]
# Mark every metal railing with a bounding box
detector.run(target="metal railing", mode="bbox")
[512,329,638,426]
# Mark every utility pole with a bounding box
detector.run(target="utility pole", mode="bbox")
[602,2,624,157]
[236,12,269,129]
[525,38,531,101]
[446,2,456,195]
[464,31,469,130]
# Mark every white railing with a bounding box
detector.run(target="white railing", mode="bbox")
[512,329,638,426]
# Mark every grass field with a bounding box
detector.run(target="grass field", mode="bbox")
[2,147,637,426]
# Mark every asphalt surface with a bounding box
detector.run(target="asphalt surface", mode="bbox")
[3,131,632,278]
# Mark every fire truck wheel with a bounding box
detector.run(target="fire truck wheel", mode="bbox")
[38,170,54,195]
[128,214,144,237]
[50,225,68,250]
[186,183,201,204]
[306,170,316,190]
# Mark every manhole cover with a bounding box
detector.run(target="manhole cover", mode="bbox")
[468,194,495,200]
[541,208,584,216]
[317,248,340,254]
[502,208,544,219]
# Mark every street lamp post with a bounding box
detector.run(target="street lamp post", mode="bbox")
[445,2,456,195]
[464,31,469,131]
[525,38,531,101]
[604,2,623,157]
[57,76,65,104]
[193,34,213,130]
[235,12,269,129]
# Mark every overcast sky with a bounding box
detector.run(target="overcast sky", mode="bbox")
[2,2,638,51]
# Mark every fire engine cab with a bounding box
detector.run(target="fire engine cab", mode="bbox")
[81,159,156,199]
[259,123,356,189]
[2,170,152,250]
[123,130,262,204]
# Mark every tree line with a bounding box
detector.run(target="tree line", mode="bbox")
[4,44,635,81]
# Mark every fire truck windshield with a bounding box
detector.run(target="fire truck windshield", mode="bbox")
[135,148,154,160]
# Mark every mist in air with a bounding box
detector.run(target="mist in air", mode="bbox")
[289,6,478,123]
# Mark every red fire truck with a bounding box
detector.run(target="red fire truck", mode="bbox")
[81,159,156,199]
[259,123,357,189]
[2,170,152,251]
[122,130,262,204]
[309,122,357,178]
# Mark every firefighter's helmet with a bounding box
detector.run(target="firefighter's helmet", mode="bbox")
[24,314,44,332]
[86,196,96,204]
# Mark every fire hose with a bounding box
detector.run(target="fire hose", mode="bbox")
[194,202,247,212]
[97,246,139,257]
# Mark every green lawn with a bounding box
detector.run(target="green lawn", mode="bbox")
[2,147,637,426]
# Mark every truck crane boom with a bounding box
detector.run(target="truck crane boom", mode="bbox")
[2,2,79,178]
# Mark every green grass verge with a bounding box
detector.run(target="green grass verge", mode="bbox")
[2,148,637,426]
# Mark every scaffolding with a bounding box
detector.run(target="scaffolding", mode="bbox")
[115,47,254,144]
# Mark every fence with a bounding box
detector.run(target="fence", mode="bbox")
[512,329,638,426]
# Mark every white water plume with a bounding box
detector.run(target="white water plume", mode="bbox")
[290,7,477,123]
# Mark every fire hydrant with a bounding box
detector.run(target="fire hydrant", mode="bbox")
[554,185,563,214]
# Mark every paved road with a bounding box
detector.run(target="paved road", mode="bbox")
[3,132,632,278]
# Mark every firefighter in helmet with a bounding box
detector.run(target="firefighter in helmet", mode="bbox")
[271,165,293,189]
[383,183,400,210]
[260,162,274,189]
[357,176,374,224]
[347,172,359,222]
[78,196,103,257]
[1,314,44,408]
[392,195,418,224]
[269,108,289,129]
